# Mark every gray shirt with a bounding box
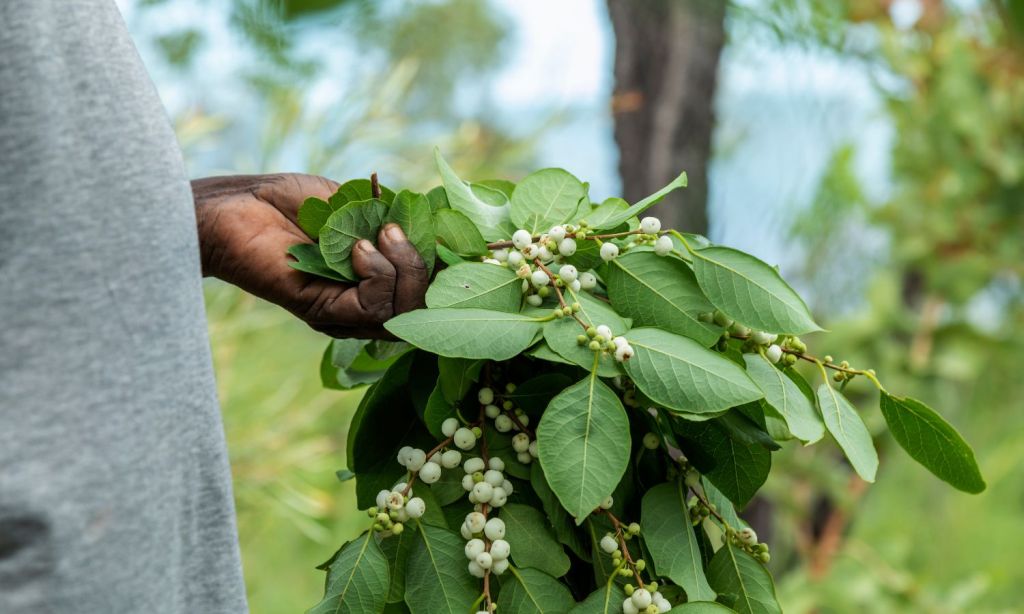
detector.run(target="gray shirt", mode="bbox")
[1,1,247,611]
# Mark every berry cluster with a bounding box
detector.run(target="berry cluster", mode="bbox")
[576,323,635,362]
[368,482,425,538]
[483,216,672,308]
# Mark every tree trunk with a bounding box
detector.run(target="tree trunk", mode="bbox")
[606,0,726,235]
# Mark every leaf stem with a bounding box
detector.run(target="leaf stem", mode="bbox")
[599,509,645,589]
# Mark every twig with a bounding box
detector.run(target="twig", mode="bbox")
[370,172,381,199]
[534,259,589,333]
[600,509,644,588]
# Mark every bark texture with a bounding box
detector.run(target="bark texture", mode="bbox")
[607,0,726,234]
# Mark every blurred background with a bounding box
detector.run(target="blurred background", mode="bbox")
[116,0,1023,611]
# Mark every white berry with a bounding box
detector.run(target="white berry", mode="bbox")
[466,512,487,533]
[460,523,474,539]
[488,457,505,471]
[640,217,661,234]
[531,270,550,287]
[501,480,515,495]
[462,474,475,491]
[558,237,577,256]
[631,588,652,609]
[549,226,567,242]
[397,446,413,466]
[467,560,486,578]
[569,279,581,293]
[490,487,508,507]
[507,250,525,267]
[526,294,543,307]
[405,497,426,519]
[375,489,390,510]
[512,229,532,249]
[485,404,501,419]
[614,344,634,362]
[521,244,540,259]
[386,491,405,511]
[465,538,486,559]
[454,427,477,450]
[464,457,486,474]
[478,387,494,405]
[441,450,462,469]
[517,451,533,464]
[528,440,538,458]
[491,248,509,262]
[600,242,619,261]
[765,344,783,364]
[490,539,510,560]
[472,482,494,503]
[751,331,774,345]
[492,558,509,575]
[558,264,578,283]
[579,271,597,289]
[405,449,426,472]
[622,598,640,614]
[418,461,442,484]
[484,517,506,540]
[654,235,673,256]
[538,246,554,261]
[494,414,513,432]
[481,470,502,488]
[483,258,501,265]
[475,551,493,570]
[512,433,530,453]
[599,495,614,510]
[441,418,459,438]
[600,534,618,554]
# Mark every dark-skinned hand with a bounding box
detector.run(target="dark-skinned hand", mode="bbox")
[193,173,428,339]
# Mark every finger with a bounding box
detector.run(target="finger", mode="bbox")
[351,239,398,319]
[255,173,340,224]
[377,223,429,314]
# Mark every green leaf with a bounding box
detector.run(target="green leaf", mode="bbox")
[701,477,747,530]
[530,463,589,560]
[717,409,781,451]
[477,178,516,199]
[623,328,763,415]
[404,524,479,614]
[310,531,390,614]
[384,308,543,360]
[379,523,418,603]
[426,186,450,213]
[320,198,390,280]
[510,168,587,233]
[497,567,576,614]
[426,262,522,312]
[329,178,396,207]
[879,392,985,493]
[435,149,512,241]
[507,373,575,418]
[668,602,739,613]
[707,541,781,614]
[743,355,824,444]
[816,384,878,482]
[605,252,720,347]
[434,243,465,267]
[336,469,356,482]
[437,357,484,405]
[590,171,687,230]
[434,208,489,257]
[570,583,625,614]
[500,503,571,577]
[675,420,770,508]
[423,385,456,440]
[641,482,716,601]
[691,246,822,335]
[321,339,403,390]
[387,190,436,276]
[297,196,334,239]
[575,197,629,229]
[537,375,631,523]
[288,243,350,282]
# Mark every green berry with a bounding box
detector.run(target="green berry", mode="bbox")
[577,334,588,345]
[503,400,514,410]
[624,584,634,596]
[635,559,646,571]
[586,327,597,338]
[571,302,581,312]
[471,426,482,437]
[392,522,404,535]
[589,340,601,351]
[367,506,378,517]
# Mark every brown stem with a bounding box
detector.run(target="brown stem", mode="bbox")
[370,172,381,199]
[601,509,645,588]
[486,228,645,250]
[534,259,589,333]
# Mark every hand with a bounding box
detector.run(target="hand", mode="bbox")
[193,173,428,339]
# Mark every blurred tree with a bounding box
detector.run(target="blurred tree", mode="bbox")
[606,0,726,235]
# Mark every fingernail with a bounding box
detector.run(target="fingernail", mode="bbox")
[385,224,404,241]
[355,239,373,253]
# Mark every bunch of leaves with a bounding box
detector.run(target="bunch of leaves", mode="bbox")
[295,151,985,613]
